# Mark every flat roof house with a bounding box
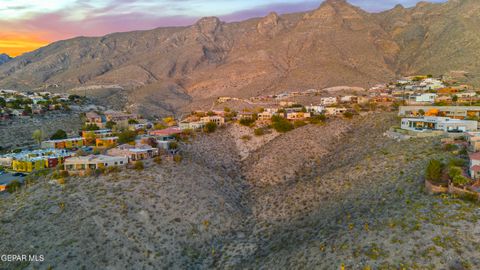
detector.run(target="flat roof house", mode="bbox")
[41,137,86,149]
[107,144,159,162]
[401,117,478,132]
[179,121,205,131]
[149,127,182,141]
[286,112,311,120]
[64,155,128,175]
[95,137,119,148]
[399,106,480,119]
[325,107,347,115]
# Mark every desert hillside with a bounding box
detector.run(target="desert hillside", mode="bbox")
[2,113,479,269]
[2,0,479,116]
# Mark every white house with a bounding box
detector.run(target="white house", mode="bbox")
[179,121,205,130]
[401,117,478,132]
[413,93,437,103]
[320,97,337,106]
[305,105,324,114]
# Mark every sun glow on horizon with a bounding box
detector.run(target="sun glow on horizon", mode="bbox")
[0,34,50,57]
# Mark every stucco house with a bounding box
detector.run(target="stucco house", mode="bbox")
[64,155,128,175]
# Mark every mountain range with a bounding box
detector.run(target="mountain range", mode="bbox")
[0,54,12,65]
[0,0,479,116]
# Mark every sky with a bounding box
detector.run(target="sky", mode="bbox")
[0,0,447,57]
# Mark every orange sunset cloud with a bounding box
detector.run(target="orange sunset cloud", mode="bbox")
[0,34,50,57]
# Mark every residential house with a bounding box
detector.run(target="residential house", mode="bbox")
[238,112,254,120]
[435,96,452,103]
[264,108,279,114]
[201,116,225,126]
[4,149,72,172]
[286,112,311,121]
[82,129,113,139]
[466,132,480,152]
[179,121,205,130]
[325,107,347,116]
[279,101,294,107]
[320,97,337,106]
[107,144,159,162]
[469,152,480,180]
[149,127,182,141]
[64,155,128,175]
[401,117,478,132]
[85,111,104,127]
[305,105,324,114]
[399,106,480,119]
[104,110,139,127]
[457,92,477,98]
[340,96,358,103]
[41,137,86,149]
[258,112,276,122]
[437,88,459,95]
[409,93,437,104]
[96,137,118,148]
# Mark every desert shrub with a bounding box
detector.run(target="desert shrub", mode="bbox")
[82,123,100,131]
[254,128,265,136]
[448,158,468,167]
[239,118,255,127]
[95,167,105,175]
[444,144,459,151]
[309,114,326,124]
[448,166,462,179]
[118,130,137,144]
[105,166,121,174]
[271,116,294,133]
[294,120,307,128]
[452,175,470,186]
[169,141,179,150]
[154,123,166,130]
[425,159,443,183]
[343,111,354,119]
[6,180,21,193]
[204,122,217,133]
[50,129,67,140]
[133,161,144,170]
[173,154,183,163]
[154,156,162,164]
[241,135,252,141]
[105,121,116,129]
[52,170,69,179]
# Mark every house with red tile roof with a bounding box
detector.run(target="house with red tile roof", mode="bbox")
[469,152,480,180]
[148,127,183,141]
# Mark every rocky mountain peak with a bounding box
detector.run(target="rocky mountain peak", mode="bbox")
[195,17,222,35]
[305,0,362,21]
[257,12,285,37]
[393,4,405,11]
